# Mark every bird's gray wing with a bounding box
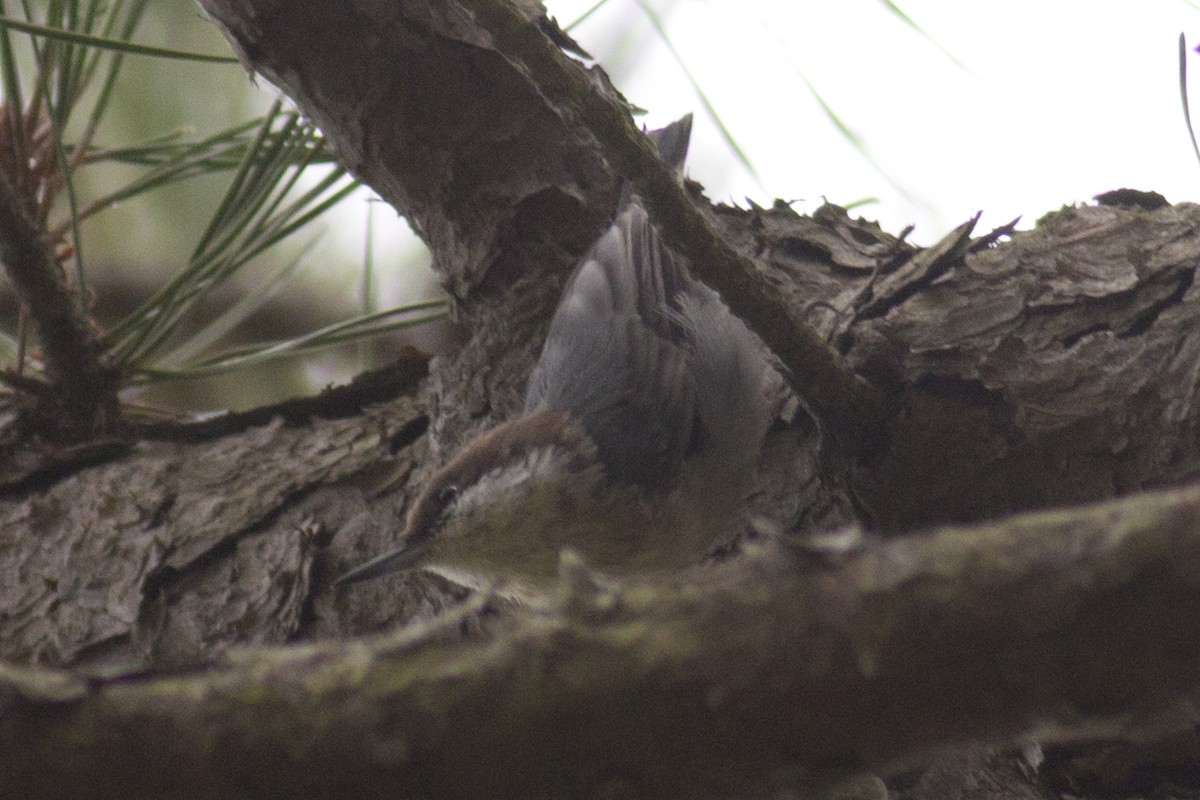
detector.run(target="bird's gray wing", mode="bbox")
[525,115,704,489]
[525,205,698,489]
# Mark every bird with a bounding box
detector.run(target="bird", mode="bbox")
[337,115,779,601]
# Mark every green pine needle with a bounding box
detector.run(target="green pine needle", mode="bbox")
[0,14,237,63]
[102,105,367,378]
[633,0,762,186]
[875,0,968,72]
[131,299,448,383]
[1180,33,1200,168]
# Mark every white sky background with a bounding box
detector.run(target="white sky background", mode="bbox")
[545,0,1200,243]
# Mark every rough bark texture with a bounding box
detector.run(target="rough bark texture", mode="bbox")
[4,484,1200,799]
[0,0,1198,797]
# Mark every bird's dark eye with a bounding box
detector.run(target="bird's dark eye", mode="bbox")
[438,485,460,507]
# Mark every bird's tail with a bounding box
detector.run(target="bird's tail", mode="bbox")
[648,114,692,174]
[619,114,692,210]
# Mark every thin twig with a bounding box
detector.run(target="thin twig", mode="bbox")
[0,166,117,434]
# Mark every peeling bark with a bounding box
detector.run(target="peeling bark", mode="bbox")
[0,0,1199,798]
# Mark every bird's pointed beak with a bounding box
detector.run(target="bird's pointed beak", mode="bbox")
[335,539,431,586]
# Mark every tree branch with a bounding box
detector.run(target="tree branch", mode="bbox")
[1,3,1192,797]
[454,0,885,449]
[0,168,117,436]
[4,482,1200,798]
[196,0,882,453]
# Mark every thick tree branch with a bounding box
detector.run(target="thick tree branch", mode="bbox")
[4,482,1200,798]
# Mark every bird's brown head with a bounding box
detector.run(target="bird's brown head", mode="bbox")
[335,408,604,592]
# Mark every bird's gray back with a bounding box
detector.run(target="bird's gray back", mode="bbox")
[525,115,774,495]
[525,204,698,488]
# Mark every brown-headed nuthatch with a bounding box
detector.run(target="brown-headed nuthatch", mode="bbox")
[337,116,779,601]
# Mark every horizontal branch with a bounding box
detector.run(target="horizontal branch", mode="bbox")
[3,482,1200,798]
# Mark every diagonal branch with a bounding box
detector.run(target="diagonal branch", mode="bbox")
[457,0,885,448]
[196,0,884,452]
